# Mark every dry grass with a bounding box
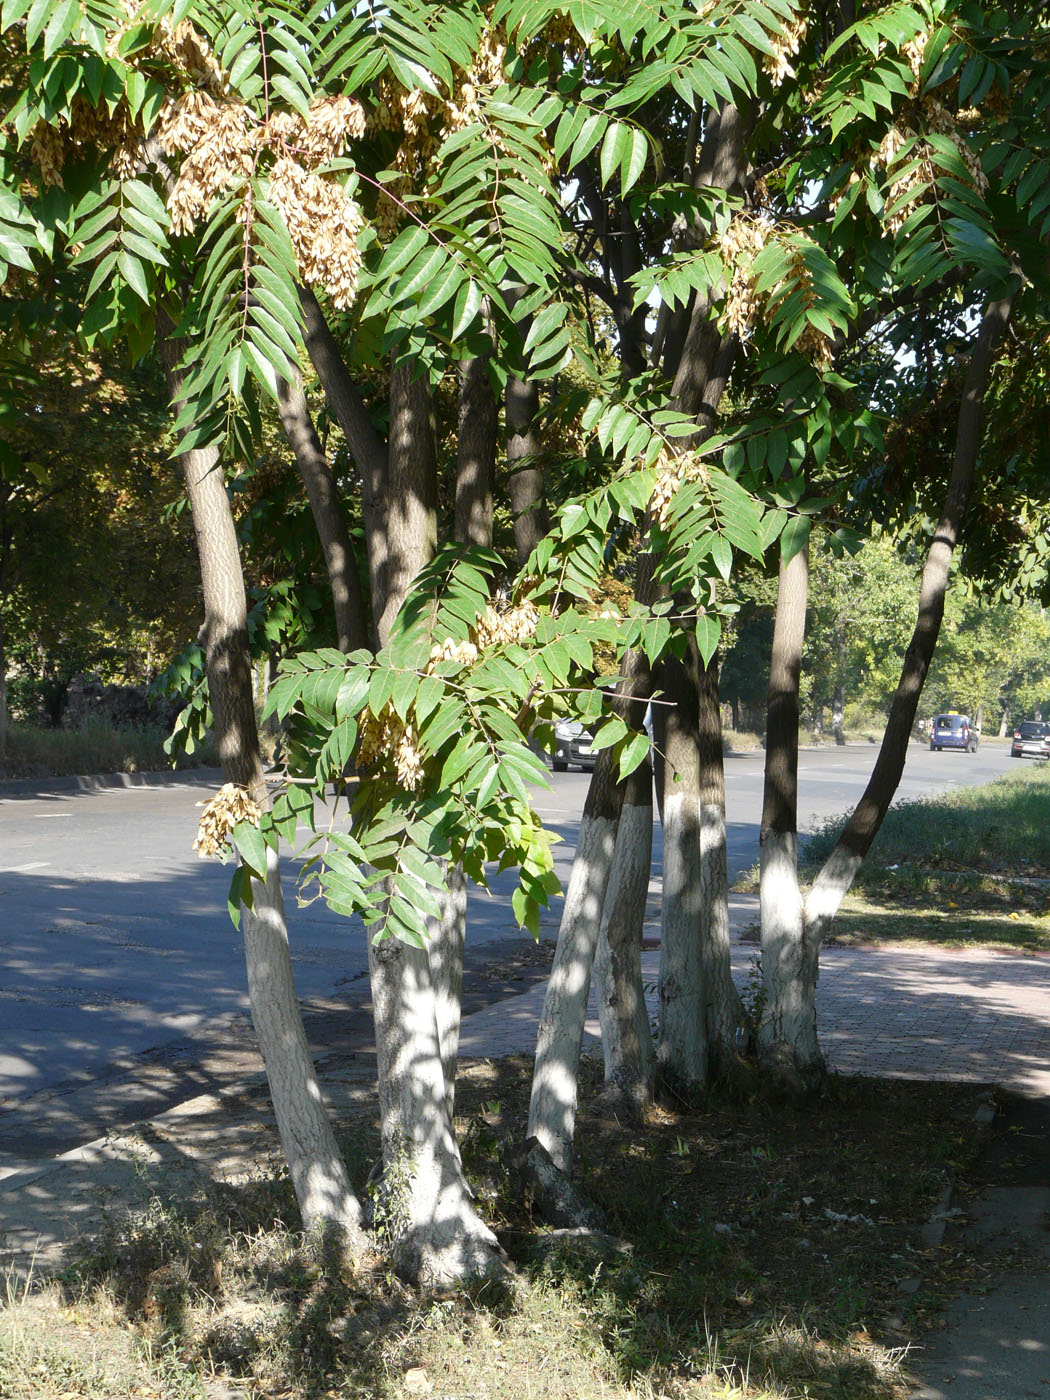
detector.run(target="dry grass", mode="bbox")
[0,1061,985,1400]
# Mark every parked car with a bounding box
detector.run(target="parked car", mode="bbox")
[1010,720,1050,759]
[929,713,979,753]
[550,720,596,772]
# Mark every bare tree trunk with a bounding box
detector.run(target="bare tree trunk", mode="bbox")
[298,285,389,650]
[528,652,652,1172]
[802,295,1012,934]
[655,647,708,1092]
[506,373,549,567]
[758,544,820,1094]
[160,337,366,1254]
[761,295,1013,1092]
[594,752,654,1114]
[455,352,496,550]
[367,355,502,1281]
[528,746,626,1173]
[276,374,368,653]
[697,653,744,1075]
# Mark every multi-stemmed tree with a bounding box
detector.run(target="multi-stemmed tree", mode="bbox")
[3,0,1048,1272]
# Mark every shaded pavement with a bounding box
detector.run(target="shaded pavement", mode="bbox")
[0,895,1047,1399]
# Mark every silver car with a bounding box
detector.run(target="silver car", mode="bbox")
[1010,720,1050,759]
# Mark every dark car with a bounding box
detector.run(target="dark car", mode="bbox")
[1011,720,1050,759]
[930,713,979,753]
[551,720,596,772]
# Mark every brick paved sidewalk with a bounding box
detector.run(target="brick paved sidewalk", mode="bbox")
[462,932,1050,1099]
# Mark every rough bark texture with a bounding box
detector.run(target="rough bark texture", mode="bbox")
[161,338,365,1253]
[276,374,367,653]
[594,755,654,1114]
[758,545,819,1092]
[506,372,549,567]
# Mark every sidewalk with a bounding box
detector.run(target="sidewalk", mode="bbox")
[3,907,1048,1280]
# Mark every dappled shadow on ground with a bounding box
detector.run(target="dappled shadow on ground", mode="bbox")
[3,1057,986,1399]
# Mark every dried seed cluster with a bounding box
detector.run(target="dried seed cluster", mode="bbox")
[194,783,261,859]
[763,13,809,87]
[716,215,834,369]
[355,599,541,792]
[650,445,709,529]
[876,95,988,237]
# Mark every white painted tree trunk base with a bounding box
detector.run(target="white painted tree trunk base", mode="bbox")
[245,848,367,1252]
[369,925,503,1284]
[657,789,708,1090]
[595,799,653,1113]
[758,830,825,1093]
[528,811,619,1174]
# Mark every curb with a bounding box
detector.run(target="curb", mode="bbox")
[0,766,223,799]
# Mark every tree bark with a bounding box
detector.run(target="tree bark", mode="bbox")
[527,745,627,1173]
[527,652,652,1172]
[654,647,708,1092]
[160,336,366,1254]
[367,354,502,1281]
[760,294,1013,1092]
[506,372,549,567]
[757,544,820,1093]
[455,353,497,549]
[697,653,744,1075]
[276,373,368,653]
[594,751,654,1114]
[297,285,389,650]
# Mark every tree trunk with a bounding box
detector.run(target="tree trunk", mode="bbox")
[455,353,496,549]
[506,372,549,567]
[802,294,1012,936]
[297,285,389,650]
[758,544,821,1093]
[527,745,626,1173]
[655,647,708,1092]
[697,653,744,1075]
[594,751,654,1114]
[368,924,498,1282]
[763,295,1012,1093]
[367,355,502,1281]
[160,337,366,1254]
[276,373,368,653]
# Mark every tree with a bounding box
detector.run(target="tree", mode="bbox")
[5,0,1049,1251]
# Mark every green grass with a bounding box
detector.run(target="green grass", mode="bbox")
[803,764,1050,951]
[0,719,216,781]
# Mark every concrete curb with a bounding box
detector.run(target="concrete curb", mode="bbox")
[0,766,223,798]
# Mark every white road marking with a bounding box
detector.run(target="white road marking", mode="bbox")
[5,862,49,873]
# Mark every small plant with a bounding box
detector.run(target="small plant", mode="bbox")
[740,953,767,1039]
[368,1134,415,1248]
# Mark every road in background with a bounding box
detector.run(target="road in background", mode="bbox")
[0,740,1015,1126]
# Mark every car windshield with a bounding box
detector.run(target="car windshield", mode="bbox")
[1019,722,1049,737]
[935,715,966,730]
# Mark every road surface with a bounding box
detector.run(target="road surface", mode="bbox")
[0,740,1016,1149]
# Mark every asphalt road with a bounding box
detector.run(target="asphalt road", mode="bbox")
[0,739,1016,1150]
